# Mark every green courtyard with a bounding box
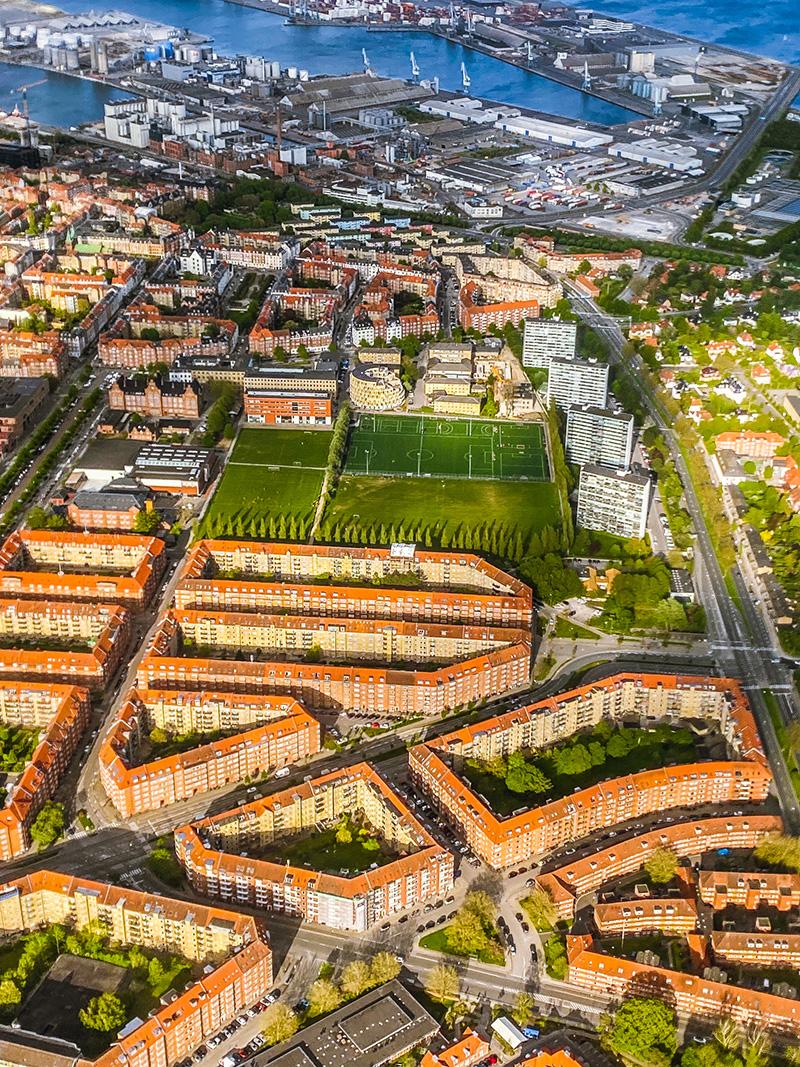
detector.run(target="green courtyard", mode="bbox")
[262,815,402,874]
[462,721,701,817]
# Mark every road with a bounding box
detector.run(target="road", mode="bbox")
[565,279,800,832]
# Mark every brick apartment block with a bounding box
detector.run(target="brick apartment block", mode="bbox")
[0,682,90,859]
[593,897,700,936]
[698,869,800,911]
[176,540,532,627]
[410,674,771,868]
[566,933,800,1039]
[0,329,66,378]
[0,530,166,609]
[536,815,783,923]
[0,599,130,689]
[709,930,800,969]
[137,607,530,715]
[100,688,321,817]
[0,871,272,1067]
[175,762,454,931]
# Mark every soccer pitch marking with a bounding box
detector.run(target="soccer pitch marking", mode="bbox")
[347,415,549,480]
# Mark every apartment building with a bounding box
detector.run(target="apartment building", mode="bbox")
[0,871,272,1067]
[0,599,130,688]
[546,357,609,410]
[0,329,66,378]
[411,673,771,868]
[567,934,800,1038]
[593,898,699,935]
[137,606,530,715]
[0,377,49,455]
[713,431,786,459]
[536,815,781,922]
[349,364,406,412]
[100,304,238,369]
[0,530,166,609]
[205,229,296,272]
[100,689,321,817]
[177,541,531,605]
[577,464,652,539]
[175,763,454,931]
[139,543,533,714]
[459,283,541,333]
[544,248,643,274]
[698,869,800,911]
[711,931,800,969]
[0,683,90,859]
[522,318,577,369]
[565,405,635,470]
[176,540,533,627]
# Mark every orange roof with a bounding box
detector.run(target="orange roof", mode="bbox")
[176,761,452,899]
[567,936,800,1036]
[420,1029,489,1067]
[412,673,769,846]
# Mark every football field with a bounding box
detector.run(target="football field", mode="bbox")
[345,414,549,481]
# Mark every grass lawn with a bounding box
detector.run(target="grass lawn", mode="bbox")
[201,466,323,534]
[230,427,331,469]
[126,958,192,1022]
[322,476,562,543]
[462,721,699,817]
[346,414,549,480]
[764,689,800,802]
[419,927,505,966]
[553,617,600,640]
[266,821,399,874]
[199,428,332,536]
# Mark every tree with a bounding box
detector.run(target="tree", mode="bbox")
[754,834,800,873]
[445,909,488,957]
[785,721,800,753]
[600,997,678,1067]
[462,890,495,927]
[149,726,169,746]
[0,977,20,1007]
[133,508,163,534]
[505,752,551,795]
[30,801,65,849]
[644,847,679,885]
[340,959,372,998]
[521,886,557,932]
[369,952,401,986]
[511,991,535,1028]
[79,992,127,1033]
[424,963,459,1004]
[262,1003,299,1046]
[712,1017,742,1053]
[306,978,342,1018]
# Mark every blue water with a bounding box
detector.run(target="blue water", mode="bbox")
[0,62,129,127]
[3,0,797,128]
[590,0,799,65]
[15,0,639,126]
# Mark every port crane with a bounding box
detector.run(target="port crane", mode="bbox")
[409,51,420,82]
[461,61,471,93]
[362,48,371,74]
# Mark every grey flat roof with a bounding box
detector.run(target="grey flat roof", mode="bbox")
[253,981,438,1067]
